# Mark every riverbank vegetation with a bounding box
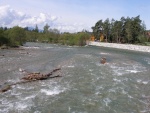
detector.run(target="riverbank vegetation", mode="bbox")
[0,25,90,47]
[92,15,150,45]
[0,15,150,48]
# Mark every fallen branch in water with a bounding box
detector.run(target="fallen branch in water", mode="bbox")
[0,85,11,93]
[21,68,61,80]
[0,68,61,93]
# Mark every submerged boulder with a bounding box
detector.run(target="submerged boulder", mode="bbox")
[100,57,106,64]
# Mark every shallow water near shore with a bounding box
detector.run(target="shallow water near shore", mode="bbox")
[0,42,150,113]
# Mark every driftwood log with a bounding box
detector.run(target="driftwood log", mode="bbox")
[0,68,61,93]
[22,68,61,80]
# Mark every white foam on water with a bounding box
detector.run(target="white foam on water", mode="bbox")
[0,94,35,112]
[111,66,124,76]
[0,99,13,113]
[144,58,150,65]
[142,81,149,85]
[89,69,93,72]
[103,98,111,106]
[142,95,150,98]
[15,102,28,110]
[67,65,75,68]
[140,110,150,113]
[7,79,19,83]
[138,99,148,105]
[113,78,121,82]
[95,62,104,66]
[62,64,75,68]
[66,47,74,50]
[34,111,41,113]
[22,94,37,100]
[137,80,149,85]
[126,70,141,73]
[110,63,146,76]
[100,52,109,55]
[78,54,92,58]
[121,89,127,94]
[23,46,40,49]
[108,88,116,93]
[45,47,54,49]
[95,86,104,95]
[16,85,34,90]
[41,87,65,96]
[1,98,10,105]
[127,94,134,99]
[11,90,22,96]
[137,79,142,83]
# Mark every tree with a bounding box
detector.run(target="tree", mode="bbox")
[0,28,9,46]
[124,16,142,43]
[77,32,90,46]
[34,24,39,33]
[120,16,126,43]
[92,19,103,40]
[131,16,142,43]
[103,18,110,42]
[137,21,147,43]
[110,18,115,42]
[6,26,26,46]
[112,20,123,43]
[43,23,50,33]
[24,27,29,31]
[92,15,146,44]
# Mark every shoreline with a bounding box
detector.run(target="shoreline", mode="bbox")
[87,41,150,53]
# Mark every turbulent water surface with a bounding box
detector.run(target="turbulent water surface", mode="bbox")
[0,42,150,113]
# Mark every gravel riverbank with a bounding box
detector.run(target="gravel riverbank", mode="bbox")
[88,41,150,53]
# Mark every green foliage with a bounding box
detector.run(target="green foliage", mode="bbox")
[5,26,26,47]
[25,31,38,42]
[76,32,90,46]
[137,34,147,43]
[92,20,103,40]
[112,20,123,43]
[58,32,90,46]
[92,15,148,44]
[1,15,149,48]
[0,28,9,46]
[103,18,110,42]
[43,23,50,33]
[0,36,9,46]
[34,24,39,33]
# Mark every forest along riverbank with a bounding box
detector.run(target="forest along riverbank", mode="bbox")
[0,42,150,113]
[88,41,150,53]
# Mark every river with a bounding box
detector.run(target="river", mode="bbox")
[0,42,150,113]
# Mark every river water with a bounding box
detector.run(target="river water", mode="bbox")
[0,42,150,113]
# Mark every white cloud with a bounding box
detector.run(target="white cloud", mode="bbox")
[20,13,58,27]
[0,5,90,32]
[55,22,91,33]
[0,5,58,28]
[0,5,26,26]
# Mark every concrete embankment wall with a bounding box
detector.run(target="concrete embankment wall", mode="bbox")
[87,41,150,53]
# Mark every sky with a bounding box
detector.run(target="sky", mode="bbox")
[0,0,150,32]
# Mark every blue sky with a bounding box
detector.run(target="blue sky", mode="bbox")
[0,0,150,32]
